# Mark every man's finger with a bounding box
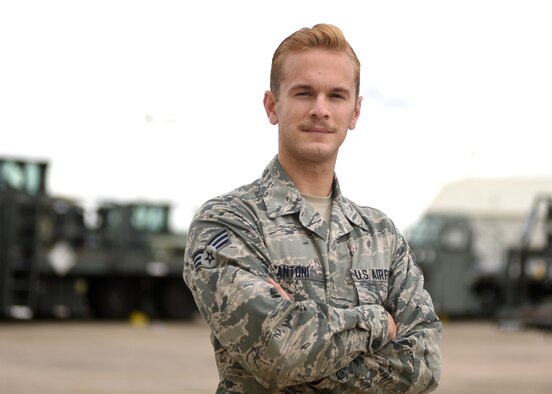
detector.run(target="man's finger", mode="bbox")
[267,277,291,301]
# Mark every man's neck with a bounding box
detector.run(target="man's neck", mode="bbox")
[278,155,335,197]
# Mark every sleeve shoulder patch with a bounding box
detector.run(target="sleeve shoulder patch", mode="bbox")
[193,229,231,270]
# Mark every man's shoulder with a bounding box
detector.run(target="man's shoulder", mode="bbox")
[342,197,399,233]
[194,157,285,217]
[347,198,387,217]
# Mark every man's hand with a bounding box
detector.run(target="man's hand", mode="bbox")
[387,312,397,341]
[267,277,291,301]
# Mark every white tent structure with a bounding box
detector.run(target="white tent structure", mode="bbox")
[425,176,552,219]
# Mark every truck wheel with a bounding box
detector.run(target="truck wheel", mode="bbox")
[478,285,503,317]
[158,279,197,320]
[90,279,137,319]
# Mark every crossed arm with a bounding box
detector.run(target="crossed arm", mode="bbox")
[267,259,441,394]
[268,276,398,342]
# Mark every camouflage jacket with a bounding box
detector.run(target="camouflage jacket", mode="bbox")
[183,157,441,393]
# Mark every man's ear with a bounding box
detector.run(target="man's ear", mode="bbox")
[348,96,362,130]
[263,91,278,125]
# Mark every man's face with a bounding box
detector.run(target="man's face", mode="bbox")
[264,48,362,167]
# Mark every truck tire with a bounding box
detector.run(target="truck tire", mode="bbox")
[90,279,137,319]
[157,278,197,320]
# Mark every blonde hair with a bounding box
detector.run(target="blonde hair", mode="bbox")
[270,23,361,100]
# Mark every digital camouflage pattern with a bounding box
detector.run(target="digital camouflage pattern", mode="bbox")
[183,157,441,393]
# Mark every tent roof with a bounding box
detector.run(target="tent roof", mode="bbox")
[426,176,552,218]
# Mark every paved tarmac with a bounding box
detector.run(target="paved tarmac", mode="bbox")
[0,316,551,393]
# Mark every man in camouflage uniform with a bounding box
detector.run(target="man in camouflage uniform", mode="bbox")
[183,23,441,393]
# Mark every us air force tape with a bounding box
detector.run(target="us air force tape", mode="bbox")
[193,229,230,270]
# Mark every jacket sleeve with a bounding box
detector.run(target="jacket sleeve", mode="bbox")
[182,198,391,389]
[310,234,442,393]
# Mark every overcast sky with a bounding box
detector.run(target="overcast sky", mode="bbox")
[1,0,551,231]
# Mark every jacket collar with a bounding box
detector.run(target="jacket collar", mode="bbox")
[260,156,368,233]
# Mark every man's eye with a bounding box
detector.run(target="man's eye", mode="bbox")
[330,94,345,100]
[296,91,311,97]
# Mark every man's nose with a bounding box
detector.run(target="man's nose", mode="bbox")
[309,96,330,119]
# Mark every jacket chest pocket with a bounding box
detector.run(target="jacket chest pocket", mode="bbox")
[353,279,388,306]
[279,277,326,302]
[272,264,326,302]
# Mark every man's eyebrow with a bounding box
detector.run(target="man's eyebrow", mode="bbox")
[289,84,353,95]
[289,84,313,91]
[331,87,352,95]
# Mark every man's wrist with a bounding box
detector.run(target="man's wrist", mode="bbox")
[356,304,390,352]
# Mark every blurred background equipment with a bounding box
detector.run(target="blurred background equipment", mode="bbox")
[501,195,552,329]
[0,156,197,320]
[407,177,552,326]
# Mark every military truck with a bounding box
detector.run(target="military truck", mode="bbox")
[406,177,552,318]
[0,156,196,320]
[501,194,552,329]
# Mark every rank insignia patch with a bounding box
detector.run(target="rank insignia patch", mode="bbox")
[193,229,230,270]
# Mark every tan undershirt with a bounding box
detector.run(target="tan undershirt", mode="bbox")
[302,193,333,224]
